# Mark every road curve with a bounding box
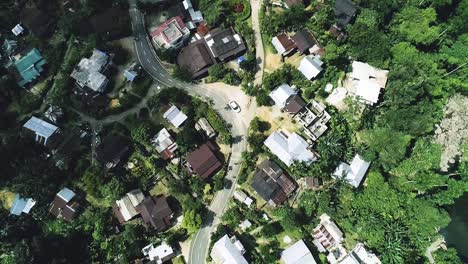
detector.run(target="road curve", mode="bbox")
[128,1,254,263]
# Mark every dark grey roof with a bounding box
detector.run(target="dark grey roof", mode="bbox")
[250,160,297,206]
[205,28,247,61]
[177,39,215,78]
[334,0,358,27]
[292,29,316,54]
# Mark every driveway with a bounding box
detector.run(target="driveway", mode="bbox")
[250,0,265,86]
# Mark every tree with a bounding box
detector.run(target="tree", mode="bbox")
[432,248,464,264]
[130,123,150,144]
[100,177,126,203]
[82,166,105,197]
[360,127,412,170]
[172,66,192,82]
[182,210,202,233]
[208,64,227,81]
[393,7,440,46]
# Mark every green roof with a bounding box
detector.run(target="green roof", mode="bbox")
[14,48,46,87]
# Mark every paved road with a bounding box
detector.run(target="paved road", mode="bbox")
[128,1,255,263]
[250,0,265,86]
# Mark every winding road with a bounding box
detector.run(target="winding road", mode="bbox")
[127,1,256,263]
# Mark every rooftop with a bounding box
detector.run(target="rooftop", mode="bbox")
[334,0,358,27]
[211,235,248,264]
[333,154,370,188]
[177,39,215,78]
[298,55,324,80]
[14,48,46,87]
[292,29,317,54]
[70,49,109,93]
[186,142,222,179]
[264,131,317,167]
[10,194,36,216]
[163,105,188,128]
[269,84,296,108]
[151,128,178,160]
[136,195,173,231]
[151,16,190,48]
[142,243,175,263]
[272,33,296,55]
[281,239,318,264]
[347,61,389,105]
[204,27,246,61]
[49,187,79,221]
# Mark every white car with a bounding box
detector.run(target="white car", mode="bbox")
[229,101,241,113]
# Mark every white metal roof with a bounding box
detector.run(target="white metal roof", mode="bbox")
[57,187,76,203]
[298,55,323,80]
[143,243,174,262]
[12,24,24,36]
[269,84,296,108]
[339,243,381,264]
[126,189,145,207]
[264,131,316,167]
[281,239,317,264]
[333,154,370,187]
[211,235,248,264]
[348,61,389,105]
[152,128,176,153]
[272,36,287,55]
[23,116,58,139]
[163,105,188,128]
[10,194,36,216]
[319,213,344,243]
[116,196,138,221]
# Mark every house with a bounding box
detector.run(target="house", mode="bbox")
[284,0,303,8]
[293,100,331,141]
[142,243,176,264]
[264,130,317,167]
[183,0,204,23]
[233,190,253,207]
[333,154,370,188]
[239,219,252,231]
[3,39,18,56]
[196,23,210,37]
[204,27,247,62]
[10,194,36,216]
[49,187,80,222]
[186,142,222,179]
[292,30,316,55]
[124,63,139,82]
[23,116,60,146]
[14,48,46,87]
[113,189,145,224]
[211,235,248,264]
[151,128,178,160]
[96,135,130,169]
[309,44,326,56]
[312,213,344,251]
[345,61,389,105]
[44,105,64,124]
[150,16,190,49]
[163,105,188,128]
[298,55,324,80]
[136,195,174,231]
[250,160,297,206]
[281,239,318,264]
[11,24,24,36]
[271,33,296,56]
[334,0,358,27]
[70,49,109,94]
[269,84,306,114]
[339,243,381,264]
[195,118,216,139]
[177,39,216,78]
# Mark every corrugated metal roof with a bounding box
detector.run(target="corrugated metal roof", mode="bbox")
[23,116,58,138]
[57,187,76,203]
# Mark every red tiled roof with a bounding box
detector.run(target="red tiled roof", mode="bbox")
[196,22,210,36]
[150,16,186,42]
